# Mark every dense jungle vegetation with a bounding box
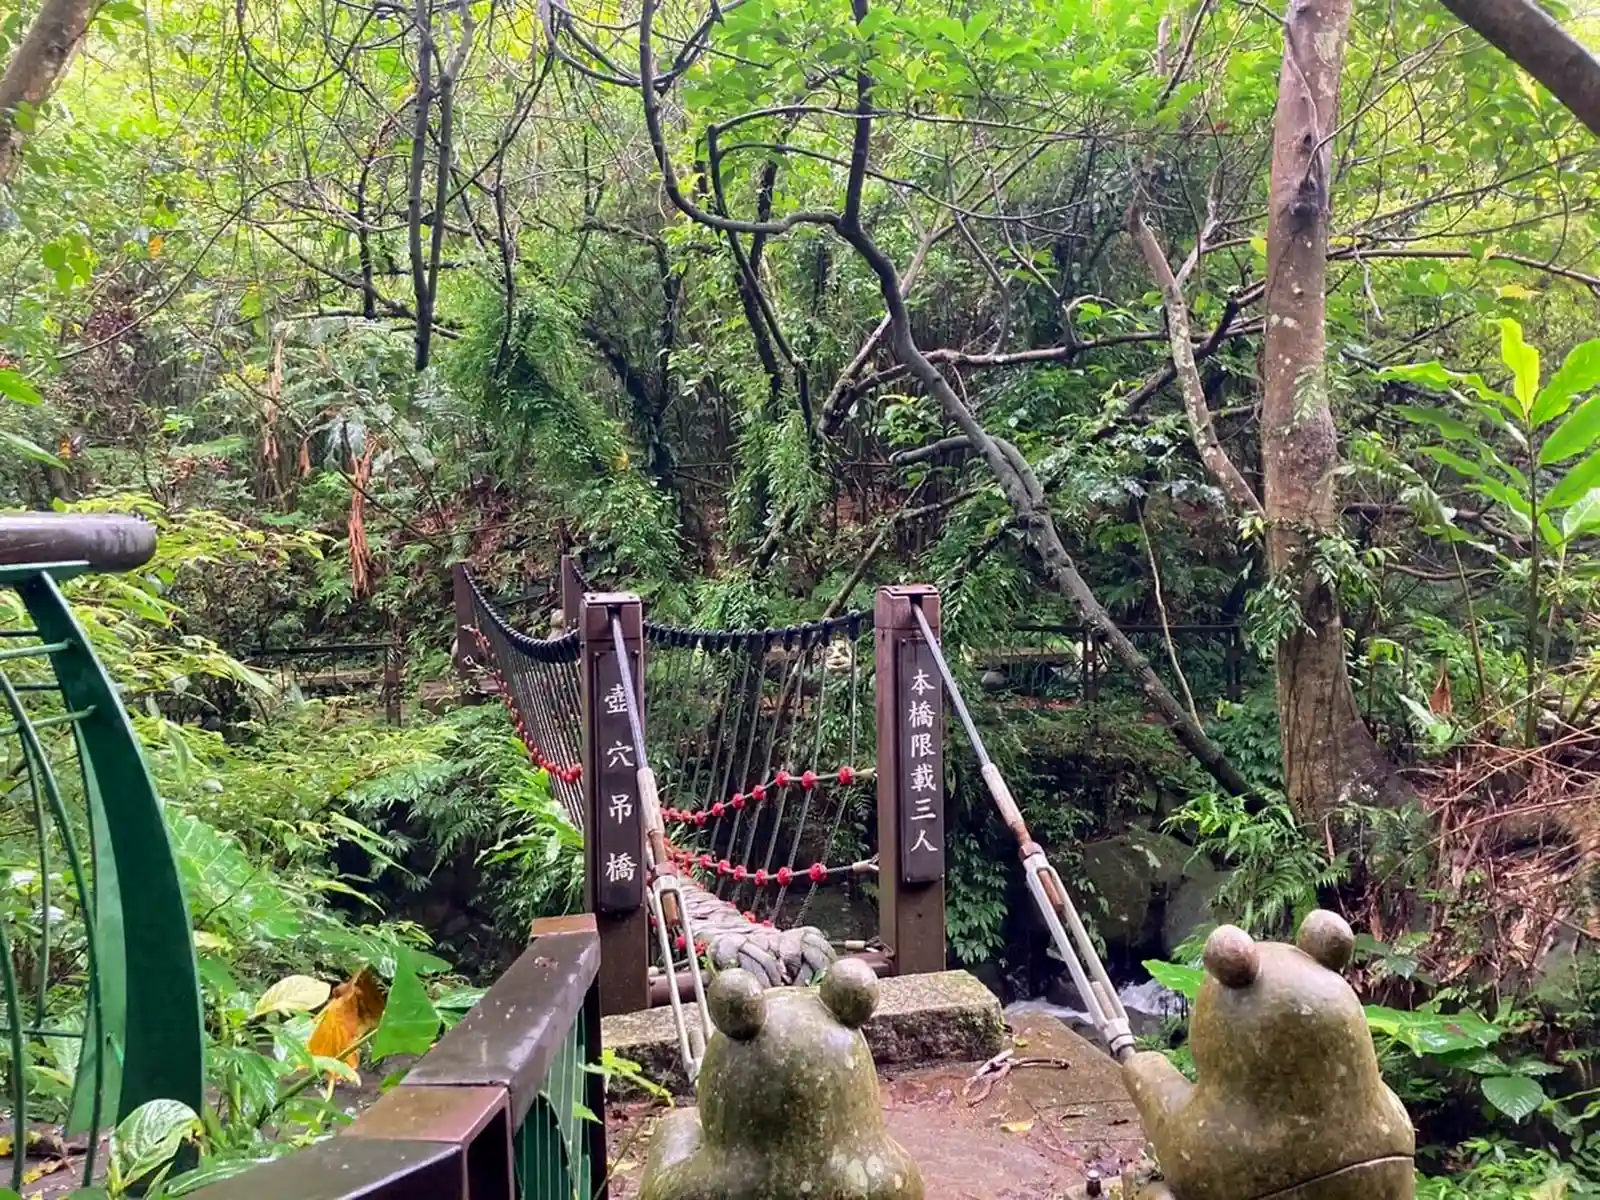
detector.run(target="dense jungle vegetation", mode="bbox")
[1,0,1599,1189]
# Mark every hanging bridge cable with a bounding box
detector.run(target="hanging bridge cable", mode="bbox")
[739,629,814,915]
[552,644,586,813]
[908,601,1136,1062]
[715,636,769,900]
[646,630,689,796]
[681,634,728,818]
[464,571,586,825]
[607,609,712,1078]
[664,631,718,813]
[755,629,835,919]
[730,632,798,899]
[699,637,738,814]
[793,624,870,928]
[506,635,579,824]
[794,625,862,925]
[765,630,836,925]
[556,655,586,816]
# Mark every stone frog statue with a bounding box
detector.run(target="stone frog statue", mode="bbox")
[639,958,924,1200]
[1121,910,1415,1200]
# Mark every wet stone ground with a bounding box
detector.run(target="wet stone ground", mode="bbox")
[605,1012,1147,1199]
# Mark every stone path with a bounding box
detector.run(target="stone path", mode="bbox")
[604,1011,1147,1199]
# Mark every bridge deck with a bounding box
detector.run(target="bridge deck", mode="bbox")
[604,1012,1146,1199]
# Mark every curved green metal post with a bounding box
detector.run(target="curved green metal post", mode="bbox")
[19,569,205,1122]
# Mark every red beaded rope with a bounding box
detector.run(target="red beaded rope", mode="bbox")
[470,627,584,780]
[660,764,870,824]
[663,844,873,888]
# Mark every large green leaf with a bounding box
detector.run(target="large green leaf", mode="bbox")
[111,1099,200,1187]
[1467,476,1533,525]
[0,430,66,468]
[0,369,41,405]
[1480,1073,1547,1121]
[370,945,441,1062]
[1533,338,1600,426]
[1418,445,1488,482]
[1561,489,1600,542]
[253,975,333,1018]
[1364,1005,1501,1054]
[1381,361,1459,390]
[1541,394,1600,464]
[1547,448,1600,509]
[1142,960,1203,1000]
[1395,405,1479,445]
[1497,318,1541,418]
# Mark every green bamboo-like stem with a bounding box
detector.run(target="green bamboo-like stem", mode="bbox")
[12,680,54,1029]
[0,893,27,1191]
[0,708,94,738]
[0,672,106,1185]
[0,641,71,663]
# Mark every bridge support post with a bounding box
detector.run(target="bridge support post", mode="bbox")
[560,555,583,631]
[875,585,947,976]
[451,562,474,679]
[580,590,651,1015]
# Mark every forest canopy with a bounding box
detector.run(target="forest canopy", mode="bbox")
[1,0,1599,1189]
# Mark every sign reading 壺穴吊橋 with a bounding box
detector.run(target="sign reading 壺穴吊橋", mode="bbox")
[594,650,645,913]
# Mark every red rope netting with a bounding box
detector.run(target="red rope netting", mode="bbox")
[660,764,871,824]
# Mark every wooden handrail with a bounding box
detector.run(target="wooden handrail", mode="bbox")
[187,917,606,1199]
[0,512,156,571]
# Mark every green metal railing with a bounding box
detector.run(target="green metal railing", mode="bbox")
[189,916,607,1200]
[0,514,206,1191]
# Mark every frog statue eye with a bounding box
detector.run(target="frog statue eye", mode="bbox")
[1203,924,1260,988]
[1296,909,1356,973]
[819,957,880,1028]
[708,968,767,1041]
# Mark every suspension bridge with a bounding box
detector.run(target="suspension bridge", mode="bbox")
[1,522,1163,1200]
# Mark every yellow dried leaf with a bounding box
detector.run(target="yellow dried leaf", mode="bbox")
[23,1158,67,1184]
[1000,1120,1034,1134]
[254,974,332,1018]
[307,967,385,1069]
[148,235,164,258]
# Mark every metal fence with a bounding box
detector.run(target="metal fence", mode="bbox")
[0,516,205,1194]
[244,641,404,724]
[189,916,606,1200]
[975,623,1244,707]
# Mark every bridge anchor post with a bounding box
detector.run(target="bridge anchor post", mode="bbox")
[874,585,947,975]
[581,590,651,1014]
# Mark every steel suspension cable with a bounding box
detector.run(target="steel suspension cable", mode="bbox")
[908,601,1135,1062]
[608,611,712,1079]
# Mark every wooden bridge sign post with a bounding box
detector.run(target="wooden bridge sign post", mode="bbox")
[874,585,947,976]
[580,591,650,1015]
[451,562,475,678]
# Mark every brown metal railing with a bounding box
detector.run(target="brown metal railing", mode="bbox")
[187,916,607,1199]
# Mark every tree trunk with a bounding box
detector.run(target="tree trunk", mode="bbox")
[0,0,99,184]
[1263,0,1407,823]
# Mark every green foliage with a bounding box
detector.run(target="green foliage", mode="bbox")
[1165,789,1344,939]
[945,826,1009,966]
[444,277,684,591]
[1384,319,1600,742]
[1417,1140,1598,1198]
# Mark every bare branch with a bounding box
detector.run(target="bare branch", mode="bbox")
[1127,201,1263,515]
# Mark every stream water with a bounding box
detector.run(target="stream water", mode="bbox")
[1004,978,1188,1042]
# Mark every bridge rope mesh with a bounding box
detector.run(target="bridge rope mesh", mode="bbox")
[461,565,873,991]
[460,571,585,829]
[641,612,876,935]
